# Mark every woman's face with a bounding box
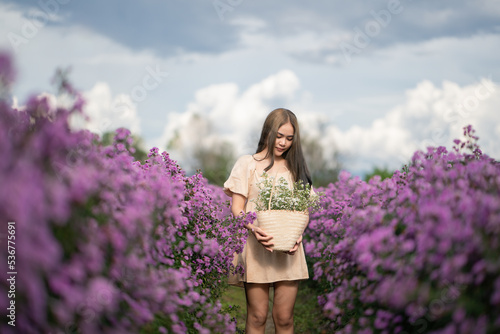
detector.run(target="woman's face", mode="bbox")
[273,122,294,157]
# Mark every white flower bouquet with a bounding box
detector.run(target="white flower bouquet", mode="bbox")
[252,172,321,251]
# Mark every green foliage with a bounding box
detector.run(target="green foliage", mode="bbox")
[252,172,322,212]
[301,135,341,188]
[294,280,332,333]
[363,166,394,182]
[193,141,236,186]
[220,288,247,333]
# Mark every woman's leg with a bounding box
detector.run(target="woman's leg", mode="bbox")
[272,280,299,334]
[244,282,270,333]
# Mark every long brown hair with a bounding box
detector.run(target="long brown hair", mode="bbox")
[255,108,312,186]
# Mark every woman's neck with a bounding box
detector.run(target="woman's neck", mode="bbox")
[255,148,285,163]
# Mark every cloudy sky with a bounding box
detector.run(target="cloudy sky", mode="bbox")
[1,0,499,176]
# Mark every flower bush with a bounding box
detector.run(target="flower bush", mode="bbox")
[3,50,499,334]
[305,126,500,333]
[252,172,321,212]
[0,53,253,334]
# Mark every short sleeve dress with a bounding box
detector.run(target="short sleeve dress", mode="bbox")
[223,154,309,287]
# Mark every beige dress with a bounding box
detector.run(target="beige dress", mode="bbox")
[223,154,309,287]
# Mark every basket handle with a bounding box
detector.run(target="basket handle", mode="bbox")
[267,171,278,210]
[267,168,293,210]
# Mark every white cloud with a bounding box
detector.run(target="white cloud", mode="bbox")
[69,82,141,137]
[0,3,165,101]
[326,78,500,173]
[157,70,500,176]
[11,80,141,140]
[156,70,304,171]
[0,3,164,140]
[2,1,499,180]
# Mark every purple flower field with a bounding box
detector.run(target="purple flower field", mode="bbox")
[305,126,500,333]
[0,53,254,334]
[1,52,499,333]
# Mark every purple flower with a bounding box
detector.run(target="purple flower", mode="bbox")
[0,52,242,333]
[305,125,500,332]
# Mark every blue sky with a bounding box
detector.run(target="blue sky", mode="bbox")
[1,0,499,175]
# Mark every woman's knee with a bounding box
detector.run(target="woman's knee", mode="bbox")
[247,309,268,327]
[272,309,293,328]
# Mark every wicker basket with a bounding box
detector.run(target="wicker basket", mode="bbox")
[255,174,309,252]
[256,210,309,252]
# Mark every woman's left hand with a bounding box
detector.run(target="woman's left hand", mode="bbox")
[286,235,302,255]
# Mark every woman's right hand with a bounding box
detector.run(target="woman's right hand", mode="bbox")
[250,226,274,252]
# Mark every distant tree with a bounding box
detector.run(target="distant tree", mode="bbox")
[193,141,236,187]
[364,166,394,182]
[301,135,341,188]
[101,131,149,162]
[164,113,237,185]
[163,113,341,187]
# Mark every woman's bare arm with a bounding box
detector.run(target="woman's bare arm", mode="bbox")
[231,193,247,217]
[231,193,274,252]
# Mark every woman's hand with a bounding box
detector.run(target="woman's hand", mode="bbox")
[286,235,303,255]
[250,226,274,252]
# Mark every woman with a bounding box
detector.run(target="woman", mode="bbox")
[223,108,312,333]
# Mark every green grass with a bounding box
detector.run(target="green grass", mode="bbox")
[220,281,329,333]
[294,281,330,333]
[220,285,247,333]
